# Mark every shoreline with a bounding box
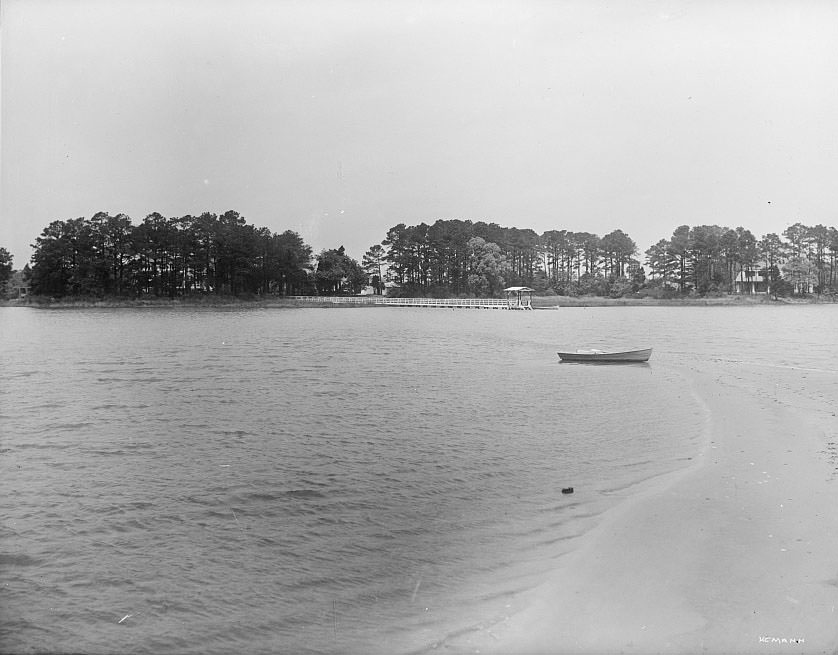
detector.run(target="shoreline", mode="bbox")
[3,295,833,310]
[445,363,838,654]
[544,295,826,307]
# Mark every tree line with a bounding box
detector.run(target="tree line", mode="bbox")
[377,219,838,297]
[645,223,838,296]
[4,211,837,299]
[376,220,641,297]
[22,211,314,298]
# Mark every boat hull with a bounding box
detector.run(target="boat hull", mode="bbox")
[557,348,652,363]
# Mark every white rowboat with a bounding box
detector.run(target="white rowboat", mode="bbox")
[557,348,652,363]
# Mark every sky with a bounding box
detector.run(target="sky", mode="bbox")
[2,0,837,269]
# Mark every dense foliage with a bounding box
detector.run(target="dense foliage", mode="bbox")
[10,212,838,299]
[644,222,838,296]
[377,220,641,297]
[314,246,368,295]
[25,211,314,298]
[0,247,12,288]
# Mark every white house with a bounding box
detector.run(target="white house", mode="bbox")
[734,269,769,295]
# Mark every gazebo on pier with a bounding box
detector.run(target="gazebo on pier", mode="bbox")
[503,286,534,310]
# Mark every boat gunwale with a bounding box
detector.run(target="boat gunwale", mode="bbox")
[556,347,652,363]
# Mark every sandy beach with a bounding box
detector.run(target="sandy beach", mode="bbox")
[449,362,838,654]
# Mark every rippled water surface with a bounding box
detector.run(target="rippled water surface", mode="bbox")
[1,304,836,654]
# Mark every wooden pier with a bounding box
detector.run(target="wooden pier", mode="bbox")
[287,295,533,310]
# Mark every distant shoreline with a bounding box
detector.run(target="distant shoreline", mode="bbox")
[3,293,834,309]
[541,294,833,307]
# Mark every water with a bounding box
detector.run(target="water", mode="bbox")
[1,304,836,654]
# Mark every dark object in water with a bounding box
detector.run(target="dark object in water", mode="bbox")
[561,487,574,494]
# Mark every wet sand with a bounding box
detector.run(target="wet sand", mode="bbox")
[451,364,838,654]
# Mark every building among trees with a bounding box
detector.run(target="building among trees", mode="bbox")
[733,269,769,295]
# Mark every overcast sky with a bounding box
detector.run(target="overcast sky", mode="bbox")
[2,0,837,268]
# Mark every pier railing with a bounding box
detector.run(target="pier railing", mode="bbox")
[286,296,527,309]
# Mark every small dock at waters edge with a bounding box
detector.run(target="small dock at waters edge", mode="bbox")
[289,287,535,310]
